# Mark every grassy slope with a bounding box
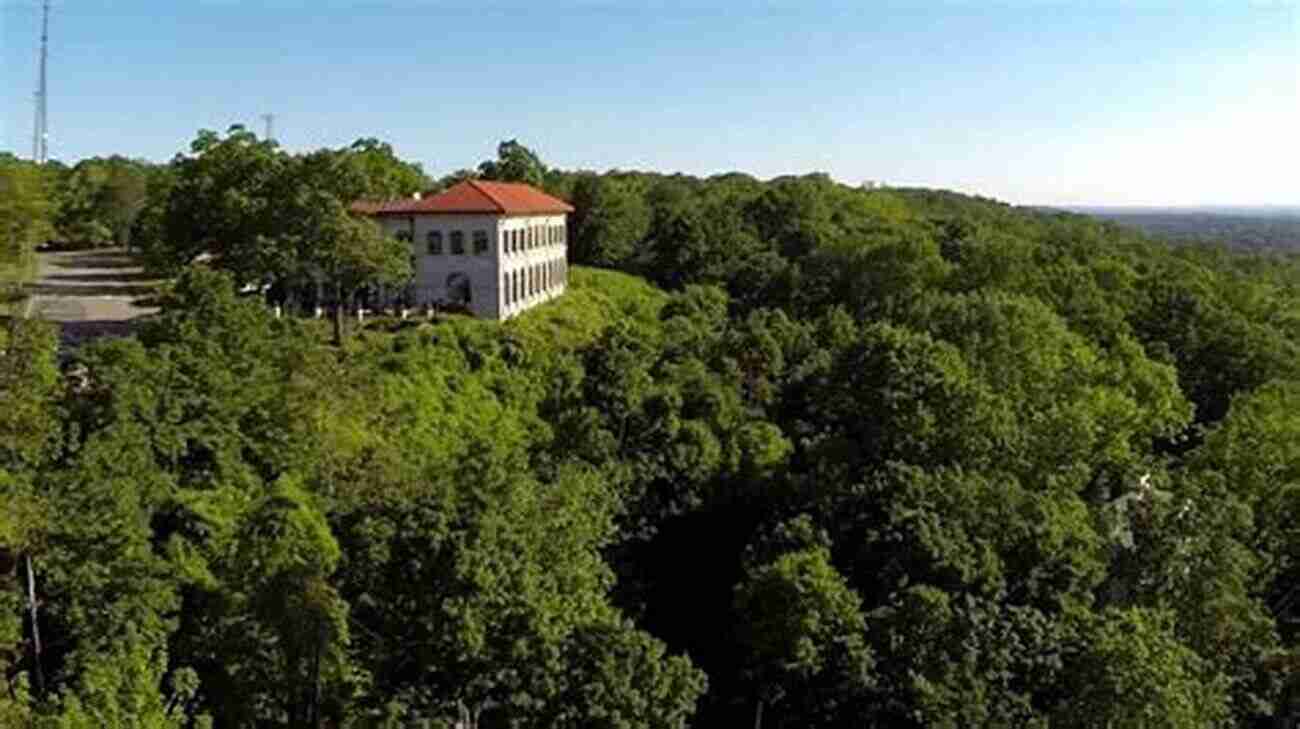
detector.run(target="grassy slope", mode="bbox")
[352,265,668,353]
[501,266,667,351]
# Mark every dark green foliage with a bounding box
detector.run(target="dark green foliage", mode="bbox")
[53,156,151,248]
[142,128,416,331]
[569,174,650,268]
[477,139,548,188]
[10,134,1300,728]
[734,542,873,729]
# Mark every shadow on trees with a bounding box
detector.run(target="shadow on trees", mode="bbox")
[43,271,158,284]
[49,252,140,270]
[55,319,140,347]
[25,282,159,298]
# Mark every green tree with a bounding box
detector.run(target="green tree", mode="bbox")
[38,630,207,729]
[0,153,55,264]
[283,192,411,344]
[734,543,873,729]
[0,318,61,706]
[1053,608,1231,729]
[569,174,649,267]
[54,157,150,248]
[546,619,707,729]
[215,478,352,728]
[298,138,430,204]
[477,139,547,187]
[151,126,289,281]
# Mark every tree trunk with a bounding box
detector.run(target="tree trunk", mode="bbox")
[310,617,324,729]
[332,283,345,346]
[25,555,44,696]
[753,698,764,729]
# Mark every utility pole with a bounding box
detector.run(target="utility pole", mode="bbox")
[261,113,275,142]
[32,0,50,163]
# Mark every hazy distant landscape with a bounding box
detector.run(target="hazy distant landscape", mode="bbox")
[1068,206,1300,251]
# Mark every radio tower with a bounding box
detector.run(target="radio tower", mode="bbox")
[32,0,50,163]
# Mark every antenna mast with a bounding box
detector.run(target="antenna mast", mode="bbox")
[32,0,50,163]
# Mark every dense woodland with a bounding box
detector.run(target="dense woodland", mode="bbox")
[4,131,1300,728]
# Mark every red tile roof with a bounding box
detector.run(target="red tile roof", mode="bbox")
[352,180,574,216]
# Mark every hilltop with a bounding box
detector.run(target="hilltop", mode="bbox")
[5,136,1300,728]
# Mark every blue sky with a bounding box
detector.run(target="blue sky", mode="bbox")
[2,0,1296,205]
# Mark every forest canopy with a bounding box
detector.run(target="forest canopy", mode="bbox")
[4,132,1300,728]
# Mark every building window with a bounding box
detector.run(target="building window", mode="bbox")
[396,229,413,243]
[473,230,488,255]
[450,231,465,255]
[426,230,443,255]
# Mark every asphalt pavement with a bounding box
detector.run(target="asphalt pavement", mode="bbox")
[25,248,158,345]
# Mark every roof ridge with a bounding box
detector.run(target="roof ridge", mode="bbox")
[464,179,507,213]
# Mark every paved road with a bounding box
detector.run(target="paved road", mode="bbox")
[25,248,158,345]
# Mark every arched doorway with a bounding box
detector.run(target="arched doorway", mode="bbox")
[445,272,472,305]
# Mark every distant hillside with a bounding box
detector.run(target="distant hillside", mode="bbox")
[1066,206,1300,251]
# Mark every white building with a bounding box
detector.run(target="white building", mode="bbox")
[355,180,573,320]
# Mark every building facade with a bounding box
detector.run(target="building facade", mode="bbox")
[356,180,573,320]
